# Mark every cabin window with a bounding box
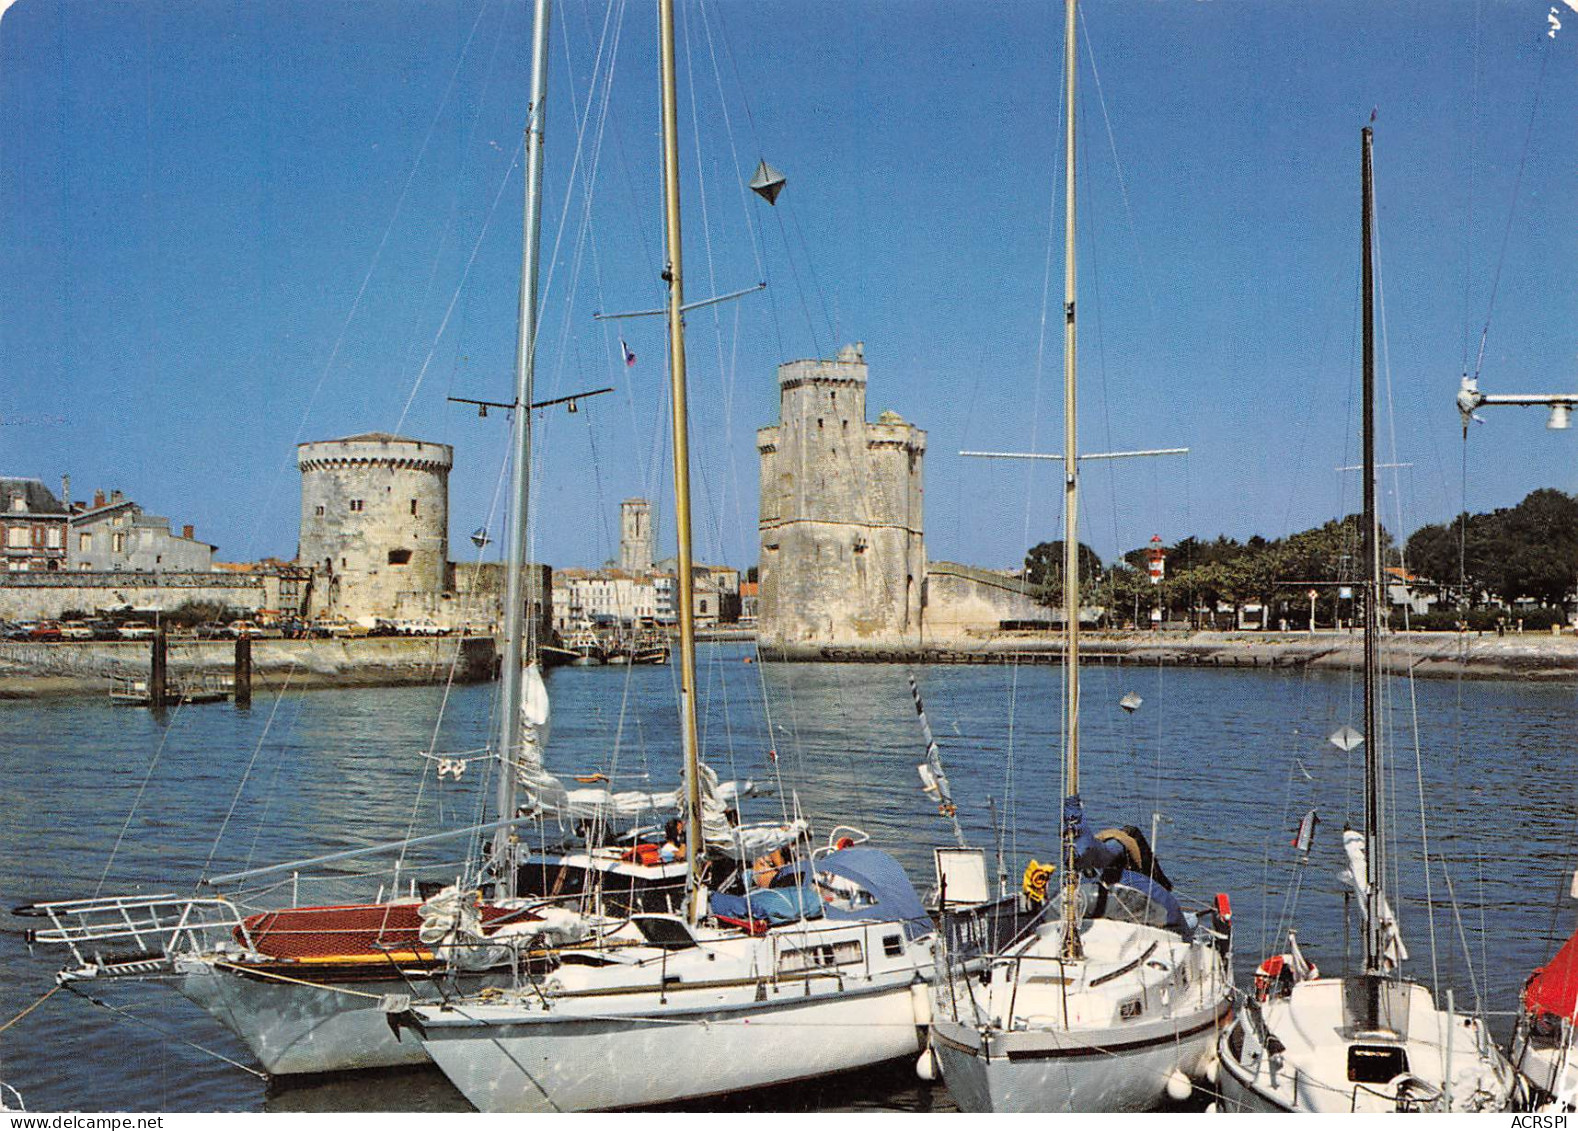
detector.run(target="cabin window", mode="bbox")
[1347,1046,1407,1084]
[883,934,903,957]
[1118,998,1144,1020]
[388,549,412,565]
[631,917,698,950]
[777,939,863,974]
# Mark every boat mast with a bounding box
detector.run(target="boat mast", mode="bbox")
[1360,124,1385,979]
[1059,0,1084,961]
[492,0,553,898]
[657,0,706,923]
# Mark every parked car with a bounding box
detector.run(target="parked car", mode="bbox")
[27,622,62,642]
[58,622,95,641]
[117,621,157,640]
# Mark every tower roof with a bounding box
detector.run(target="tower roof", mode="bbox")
[300,431,428,447]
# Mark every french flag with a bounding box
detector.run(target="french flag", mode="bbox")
[620,338,637,368]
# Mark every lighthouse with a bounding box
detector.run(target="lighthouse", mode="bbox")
[1147,534,1166,585]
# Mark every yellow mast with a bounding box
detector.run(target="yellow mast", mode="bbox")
[1059,0,1084,962]
[657,0,706,924]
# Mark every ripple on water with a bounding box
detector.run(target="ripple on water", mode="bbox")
[1,650,1573,1111]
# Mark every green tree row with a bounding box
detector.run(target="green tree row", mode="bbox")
[1023,488,1576,627]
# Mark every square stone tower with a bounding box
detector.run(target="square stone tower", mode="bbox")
[756,343,925,652]
[619,498,653,574]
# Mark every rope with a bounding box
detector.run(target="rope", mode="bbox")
[211,961,386,1002]
[0,984,61,1036]
[1468,42,1552,382]
[59,983,267,1080]
[200,664,298,885]
[244,0,495,564]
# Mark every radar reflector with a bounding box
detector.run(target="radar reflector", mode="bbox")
[749,159,786,205]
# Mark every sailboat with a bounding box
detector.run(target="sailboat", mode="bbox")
[383,0,936,1111]
[1512,921,1578,1109]
[15,0,598,1077]
[1214,126,1521,1114]
[923,0,1233,1112]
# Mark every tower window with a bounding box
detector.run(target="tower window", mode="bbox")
[388,549,412,565]
[315,505,325,517]
[410,499,418,516]
[349,499,365,513]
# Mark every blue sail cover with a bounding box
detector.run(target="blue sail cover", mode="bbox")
[710,885,823,925]
[815,847,933,940]
[1063,795,1186,932]
[1064,794,1125,872]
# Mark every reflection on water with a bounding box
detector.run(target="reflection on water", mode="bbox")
[0,644,1573,1111]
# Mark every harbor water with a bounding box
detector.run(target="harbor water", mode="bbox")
[1,643,1573,1112]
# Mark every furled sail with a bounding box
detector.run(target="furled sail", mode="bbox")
[696,761,806,859]
[512,662,757,824]
[1340,828,1408,969]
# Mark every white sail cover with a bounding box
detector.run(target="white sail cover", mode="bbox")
[512,662,759,824]
[417,884,592,971]
[695,761,806,860]
[1340,828,1408,969]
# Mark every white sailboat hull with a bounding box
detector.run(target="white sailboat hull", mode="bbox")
[1216,977,1518,1113]
[930,997,1226,1111]
[419,978,923,1111]
[1511,1029,1578,1110]
[409,917,933,1112]
[928,917,1231,1112]
[174,960,506,1076]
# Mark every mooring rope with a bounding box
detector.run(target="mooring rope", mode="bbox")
[58,983,266,1080]
[0,984,61,1036]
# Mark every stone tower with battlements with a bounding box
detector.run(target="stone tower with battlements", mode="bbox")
[756,343,925,651]
[298,433,451,622]
[619,498,653,574]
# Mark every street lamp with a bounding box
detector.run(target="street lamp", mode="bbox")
[1457,375,1578,432]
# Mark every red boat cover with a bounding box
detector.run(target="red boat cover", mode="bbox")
[1525,930,1578,1022]
[238,902,520,961]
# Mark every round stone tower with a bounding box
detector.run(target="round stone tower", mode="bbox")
[298,433,452,623]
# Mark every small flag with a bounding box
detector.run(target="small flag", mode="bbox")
[1292,809,1320,855]
[620,338,636,368]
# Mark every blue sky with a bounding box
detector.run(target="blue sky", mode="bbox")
[2,0,1575,575]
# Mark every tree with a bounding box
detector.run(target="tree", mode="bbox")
[1024,540,1103,605]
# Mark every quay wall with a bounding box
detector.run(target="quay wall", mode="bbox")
[0,571,269,620]
[760,629,1578,681]
[0,636,496,698]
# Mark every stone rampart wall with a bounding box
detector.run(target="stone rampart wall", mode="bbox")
[0,572,267,620]
[922,561,1048,637]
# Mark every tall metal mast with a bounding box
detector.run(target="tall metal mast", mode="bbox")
[492,0,553,897]
[1360,125,1385,978]
[1059,0,1084,962]
[657,0,706,923]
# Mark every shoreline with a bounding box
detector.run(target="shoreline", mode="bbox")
[758,628,1578,681]
[2,628,1571,699]
[0,636,497,700]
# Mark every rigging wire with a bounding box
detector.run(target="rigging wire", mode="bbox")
[245,0,497,563]
[1467,40,1552,383]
